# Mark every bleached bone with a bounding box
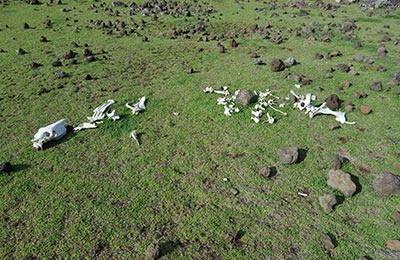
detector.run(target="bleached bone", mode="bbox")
[31,119,67,150]
[295,84,302,89]
[74,122,97,132]
[251,110,262,118]
[87,100,115,123]
[267,99,287,115]
[309,102,355,124]
[203,87,214,93]
[251,116,260,123]
[266,112,275,124]
[106,110,120,121]
[130,130,140,145]
[292,91,355,124]
[126,96,146,115]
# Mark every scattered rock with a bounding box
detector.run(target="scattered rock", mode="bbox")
[319,194,337,213]
[64,50,77,59]
[387,78,399,87]
[84,74,93,80]
[391,71,400,81]
[254,58,264,65]
[359,105,371,115]
[315,53,323,59]
[16,48,26,55]
[230,38,238,48]
[0,162,12,174]
[377,248,400,260]
[394,163,400,171]
[277,146,298,165]
[353,91,367,99]
[258,166,275,178]
[352,41,362,48]
[38,87,49,95]
[393,211,400,223]
[338,64,350,72]
[387,240,400,252]
[29,62,42,68]
[376,44,388,57]
[23,22,30,29]
[348,69,359,76]
[83,48,93,57]
[370,81,382,91]
[54,70,67,79]
[325,94,340,110]
[372,171,400,196]
[302,78,312,85]
[344,104,354,113]
[70,42,79,48]
[217,42,226,53]
[52,60,62,67]
[320,233,335,251]
[85,55,96,63]
[186,67,194,74]
[145,243,160,260]
[230,188,239,196]
[235,89,255,106]
[270,59,285,72]
[284,56,296,67]
[40,36,48,42]
[250,52,258,58]
[225,230,239,244]
[341,81,351,88]
[353,54,364,62]
[326,169,356,197]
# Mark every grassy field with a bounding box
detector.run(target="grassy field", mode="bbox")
[1,0,399,259]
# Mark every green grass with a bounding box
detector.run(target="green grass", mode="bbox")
[1,0,400,259]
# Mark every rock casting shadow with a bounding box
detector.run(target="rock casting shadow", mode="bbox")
[350,173,362,195]
[12,164,30,173]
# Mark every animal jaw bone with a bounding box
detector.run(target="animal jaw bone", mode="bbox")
[126,96,146,115]
[87,99,115,123]
[291,91,355,125]
[31,119,67,150]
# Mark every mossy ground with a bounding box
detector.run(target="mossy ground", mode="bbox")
[1,0,399,259]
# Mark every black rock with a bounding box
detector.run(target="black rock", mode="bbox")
[52,60,62,67]
[84,74,93,80]
[83,48,93,57]
[84,55,96,63]
[40,36,48,42]
[23,22,30,29]
[0,162,12,174]
[16,48,26,55]
[29,62,42,68]
[64,50,77,59]
[54,70,67,79]
[70,42,79,48]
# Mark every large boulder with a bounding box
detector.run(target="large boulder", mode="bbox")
[235,89,256,106]
[326,169,357,196]
[372,171,400,196]
[277,147,299,164]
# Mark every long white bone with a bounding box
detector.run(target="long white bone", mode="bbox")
[73,122,97,132]
[130,130,140,145]
[126,96,146,115]
[87,100,115,123]
[266,112,275,124]
[31,119,67,150]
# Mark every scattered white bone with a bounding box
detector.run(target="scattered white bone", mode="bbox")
[269,104,287,116]
[203,87,214,93]
[126,96,146,115]
[73,122,97,132]
[106,110,120,121]
[297,192,308,197]
[279,103,285,108]
[31,119,67,150]
[130,130,140,145]
[172,112,179,116]
[87,100,115,123]
[251,110,262,118]
[292,91,355,124]
[295,84,302,89]
[266,112,275,124]
[251,116,260,123]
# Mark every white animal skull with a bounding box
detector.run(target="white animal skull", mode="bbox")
[31,119,67,150]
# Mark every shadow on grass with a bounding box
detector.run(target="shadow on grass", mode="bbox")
[12,164,30,173]
[350,173,362,195]
[296,148,308,164]
[159,240,181,258]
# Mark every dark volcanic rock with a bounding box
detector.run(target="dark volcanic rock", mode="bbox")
[338,64,350,72]
[270,59,285,72]
[373,171,400,196]
[370,81,382,91]
[319,194,337,213]
[0,162,12,174]
[320,233,335,251]
[277,146,298,164]
[40,36,48,42]
[230,38,238,48]
[23,22,30,29]
[235,89,255,106]
[326,169,356,197]
[85,55,96,63]
[54,70,67,79]
[83,48,93,57]
[52,60,62,67]
[325,94,340,110]
[64,50,77,59]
